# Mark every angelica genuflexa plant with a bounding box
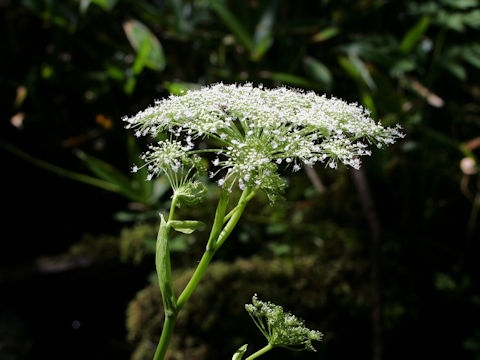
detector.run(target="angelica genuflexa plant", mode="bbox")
[123,83,404,360]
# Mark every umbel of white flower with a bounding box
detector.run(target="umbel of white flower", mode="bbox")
[124,83,404,200]
[245,294,323,352]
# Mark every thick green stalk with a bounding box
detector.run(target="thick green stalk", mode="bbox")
[153,315,177,360]
[177,187,252,310]
[176,249,216,310]
[245,343,273,360]
[168,195,178,221]
[215,187,255,249]
[153,187,255,359]
[223,189,257,223]
[205,188,230,251]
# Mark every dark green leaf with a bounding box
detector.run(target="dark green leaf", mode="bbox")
[349,54,376,90]
[90,0,118,11]
[338,54,376,90]
[168,0,192,34]
[79,0,91,14]
[106,65,125,81]
[124,76,137,94]
[132,40,151,75]
[210,0,253,51]
[462,44,480,68]
[303,56,333,88]
[0,141,120,194]
[399,16,430,54]
[464,10,480,29]
[251,0,279,61]
[440,0,478,9]
[123,19,166,72]
[440,12,466,31]
[267,243,291,256]
[74,149,142,202]
[261,71,322,89]
[311,27,339,42]
[444,61,467,80]
[390,59,416,77]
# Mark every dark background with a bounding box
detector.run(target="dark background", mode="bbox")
[1,0,480,359]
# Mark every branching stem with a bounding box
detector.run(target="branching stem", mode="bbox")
[245,343,274,360]
[153,187,255,359]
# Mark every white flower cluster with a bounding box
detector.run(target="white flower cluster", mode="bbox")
[245,294,323,352]
[135,139,193,182]
[124,83,404,194]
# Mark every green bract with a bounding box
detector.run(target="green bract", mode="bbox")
[125,83,403,200]
[245,294,323,352]
[174,181,207,208]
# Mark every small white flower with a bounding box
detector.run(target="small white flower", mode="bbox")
[239,180,246,190]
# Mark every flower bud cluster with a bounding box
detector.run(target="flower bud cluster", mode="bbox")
[245,294,323,352]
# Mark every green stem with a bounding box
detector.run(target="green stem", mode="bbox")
[169,195,178,221]
[216,187,256,249]
[187,148,224,155]
[206,188,230,251]
[176,249,215,310]
[177,187,254,309]
[223,188,258,223]
[245,343,274,360]
[153,315,177,360]
[153,186,256,358]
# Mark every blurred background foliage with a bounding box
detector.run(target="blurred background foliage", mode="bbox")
[1,0,480,359]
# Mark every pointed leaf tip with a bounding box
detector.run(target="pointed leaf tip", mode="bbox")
[232,344,248,360]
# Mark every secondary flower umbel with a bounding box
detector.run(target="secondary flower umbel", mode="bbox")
[124,83,404,197]
[245,294,323,352]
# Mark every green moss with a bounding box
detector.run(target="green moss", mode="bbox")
[66,222,158,265]
[119,223,157,264]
